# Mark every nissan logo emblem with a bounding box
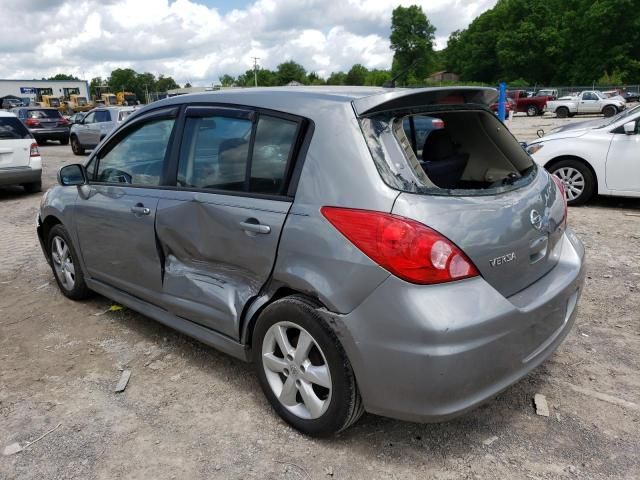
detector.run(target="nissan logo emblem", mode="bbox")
[530,209,543,230]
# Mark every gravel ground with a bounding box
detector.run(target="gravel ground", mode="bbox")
[1,113,639,480]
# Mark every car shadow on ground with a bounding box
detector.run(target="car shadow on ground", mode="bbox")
[583,195,640,211]
[0,185,37,200]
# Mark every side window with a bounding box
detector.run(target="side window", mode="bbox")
[583,92,596,101]
[95,110,111,122]
[83,112,95,124]
[177,115,252,191]
[95,118,175,186]
[250,115,298,194]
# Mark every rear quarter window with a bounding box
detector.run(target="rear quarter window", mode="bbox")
[0,117,31,139]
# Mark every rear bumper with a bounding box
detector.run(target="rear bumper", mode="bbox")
[0,166,42,186]
[30,128,69,140]
[322,229,585,423]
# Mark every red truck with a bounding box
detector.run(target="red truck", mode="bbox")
[507,90,551,116]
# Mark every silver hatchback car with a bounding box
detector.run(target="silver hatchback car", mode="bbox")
[37,87,585,435]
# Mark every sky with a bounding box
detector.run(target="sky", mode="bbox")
[0,0,497,85]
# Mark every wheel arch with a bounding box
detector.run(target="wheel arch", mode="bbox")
[40,214,63,257]
[545,155,599,192]
[240,286,326,350]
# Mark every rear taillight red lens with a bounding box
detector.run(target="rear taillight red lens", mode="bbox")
[321,207,479,284]
[58,118,69,125]
[25,118,40,127]
[551,174,568,227]
[30,143,39,157]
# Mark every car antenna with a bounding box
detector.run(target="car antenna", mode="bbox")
[383,59,420,88]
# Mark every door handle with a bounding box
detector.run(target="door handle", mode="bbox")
[240,219,271,234]
[131,205,150,216]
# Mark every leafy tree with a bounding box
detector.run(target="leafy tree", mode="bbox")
[276,61,307,85]
[307,72,325,85]
[364,69,392,86]
[155,74,179,92]
[326,71,347,85]
[235,68,277,87]
[390,5,436,84]
[345,64,369,85]
[89,77,107,97]
[184,82,192,88]
[219,74,235,87]
[48,73,79,81]
[108,68,138,93]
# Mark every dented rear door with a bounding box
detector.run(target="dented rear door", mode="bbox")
[156,193,291,338]
[155,106,301,339]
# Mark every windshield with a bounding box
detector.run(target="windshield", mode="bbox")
[28,109,62,119]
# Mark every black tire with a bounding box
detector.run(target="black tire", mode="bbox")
[48,224,91,300]
[70,135,84,155]
[526,105,538,117]
[548,158,596,206]
[602,105,617,117]
[253,295,364,436]
[60,136,69,145]
[556,107,569,118]
[23,180,42,193]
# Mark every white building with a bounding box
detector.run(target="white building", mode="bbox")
[0,79,90,104]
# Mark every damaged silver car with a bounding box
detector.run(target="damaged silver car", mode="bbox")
[38,87,585,435]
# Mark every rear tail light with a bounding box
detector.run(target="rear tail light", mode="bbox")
[58,118,69,125]
[551,174,568,228]
[30,143,39,157]
[25,118,40,127]
[321,207,479,284]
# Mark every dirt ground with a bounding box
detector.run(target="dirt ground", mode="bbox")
[1,112,639,480]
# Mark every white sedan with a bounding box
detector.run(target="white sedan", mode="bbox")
[527,106,640,205]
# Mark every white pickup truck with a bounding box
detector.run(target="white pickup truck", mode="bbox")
[545,90,626,118]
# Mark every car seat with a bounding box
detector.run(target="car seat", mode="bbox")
[420,129,469,189]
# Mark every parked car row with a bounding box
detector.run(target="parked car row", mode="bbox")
[545,90,626,118]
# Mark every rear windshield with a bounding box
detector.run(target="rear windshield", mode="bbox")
[28,109,62,119]
[360,108,536,196]
[0,117,31,139]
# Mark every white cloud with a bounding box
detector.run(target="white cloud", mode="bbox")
[0,0,496,85]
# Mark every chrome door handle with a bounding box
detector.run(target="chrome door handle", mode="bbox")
[240,220,271,234]
[131,205,150,215]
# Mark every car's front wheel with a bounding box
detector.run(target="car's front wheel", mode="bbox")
[526,105,538,117]
[556,107,569,118]
[549,159,595,206]
[603,105,617,117]
[70,135,85,155]
[253,295,363,436]
[48,224,91,300]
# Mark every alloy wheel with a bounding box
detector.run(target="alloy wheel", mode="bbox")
[553,167,585,201]
[51,235,76,290]
[261,321,332,420]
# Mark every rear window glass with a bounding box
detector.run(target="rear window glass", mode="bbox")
[0,117,31,139]
[361,109,535,195]
[27,109,61,119]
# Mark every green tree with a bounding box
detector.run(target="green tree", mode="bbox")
[390,5,436,84]
[184,82,192,88]
[364,69,392,86]
[307,72,325,85]
[155,74,179,92]
[48,73,79,81]
[108,68,138,93]
[89,77,107,98]
[345,64,369,85]
[219,74,235,87]
[326,71,347,85]
[276,61,307,85]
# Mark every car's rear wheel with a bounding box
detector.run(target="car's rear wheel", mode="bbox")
[556,107,569,118]
[603,105,617,117]
[526,105,538,117]
[549,159,595,206]
[48,225,91,300]
[253,295,363,436]
[70,135,84,155]
[23,181,41,193]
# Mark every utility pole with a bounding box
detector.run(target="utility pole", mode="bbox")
[252,57,260,87]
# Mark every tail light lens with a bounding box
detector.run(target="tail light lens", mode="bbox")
[25,118,40,127]
[58,117,69,125]
[551,174,568,228]
[321,207,479,284]
[30,143,39,157]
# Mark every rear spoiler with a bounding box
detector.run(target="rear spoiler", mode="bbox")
[353,87,498,117]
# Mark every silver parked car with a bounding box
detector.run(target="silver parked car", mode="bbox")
[37,87,585,435]
[70,106,137,155]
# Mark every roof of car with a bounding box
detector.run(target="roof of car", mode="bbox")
[135,86,497,118]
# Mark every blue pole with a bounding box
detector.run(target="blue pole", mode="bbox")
[498,82,507,122]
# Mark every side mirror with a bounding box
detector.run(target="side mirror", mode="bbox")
[58,164,87,186]
[623,121,636,135]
